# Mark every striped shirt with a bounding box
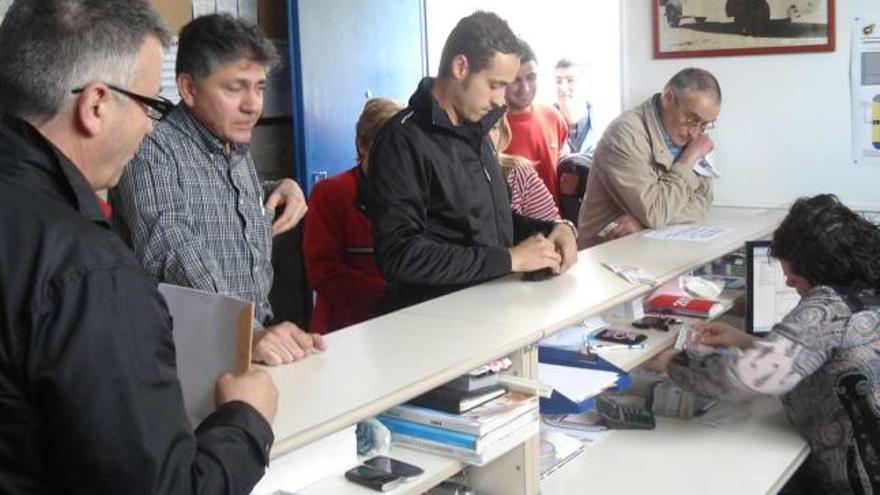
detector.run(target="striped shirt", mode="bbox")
[506,164,561,221]
[113,105,278,325]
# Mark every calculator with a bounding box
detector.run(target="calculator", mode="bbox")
[596,393,655,430]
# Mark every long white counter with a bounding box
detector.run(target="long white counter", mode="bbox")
[263,207,808,494]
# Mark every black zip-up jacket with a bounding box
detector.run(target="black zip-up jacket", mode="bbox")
[0,116,273,494]
[369,77,554,311]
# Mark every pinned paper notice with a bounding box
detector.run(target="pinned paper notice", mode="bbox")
[642,224,732,242]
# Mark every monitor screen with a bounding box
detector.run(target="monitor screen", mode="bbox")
[745,241,801,334]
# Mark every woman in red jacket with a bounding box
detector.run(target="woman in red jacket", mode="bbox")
[304,98,402,334]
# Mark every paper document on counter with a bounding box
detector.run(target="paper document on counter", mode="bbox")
[538,363,619,403]
[643,224,732,242]
[601,262,658,286]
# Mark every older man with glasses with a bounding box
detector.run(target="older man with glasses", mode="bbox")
[113,13,324,366]
[576,67,720,247]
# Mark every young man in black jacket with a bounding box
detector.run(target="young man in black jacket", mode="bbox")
[0,1,277,493]
[369,11,578,311]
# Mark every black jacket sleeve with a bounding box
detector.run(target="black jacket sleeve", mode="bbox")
[28,265,273,494]
[369,128,512,286]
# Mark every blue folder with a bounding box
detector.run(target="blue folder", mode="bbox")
[538,346,631,414]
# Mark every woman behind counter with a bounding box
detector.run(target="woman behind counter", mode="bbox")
[651,194,880,494]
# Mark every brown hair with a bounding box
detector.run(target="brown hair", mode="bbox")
[491,114,535,178]
[356,97,402,162]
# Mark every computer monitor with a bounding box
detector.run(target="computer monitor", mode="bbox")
[745,240,801,335]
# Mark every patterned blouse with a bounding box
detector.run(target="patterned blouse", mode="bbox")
[667,286,880,494]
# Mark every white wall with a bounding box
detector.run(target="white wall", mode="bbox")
[425,0,622,129]
[623,0,880,210]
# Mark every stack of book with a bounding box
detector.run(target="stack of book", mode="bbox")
[379,390,539,466]
[401,358,511,415]
[645,294,723,318]
[644,278,724,319]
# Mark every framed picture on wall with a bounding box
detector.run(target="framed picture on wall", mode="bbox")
[653,0,835,58]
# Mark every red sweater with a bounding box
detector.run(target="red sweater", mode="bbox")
[304,167,384,334]
[506,105,569,206]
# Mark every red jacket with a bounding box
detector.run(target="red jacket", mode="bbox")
[506,105,569,206]
[304,167,385,334]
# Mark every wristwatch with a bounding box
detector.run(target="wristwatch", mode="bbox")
[554,219,578,239]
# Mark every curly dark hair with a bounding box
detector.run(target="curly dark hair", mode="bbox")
[770,194,880,290]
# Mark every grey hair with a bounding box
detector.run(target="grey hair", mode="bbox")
[176,14,279,84]
[666,67,722,104]
[0,0,171,124]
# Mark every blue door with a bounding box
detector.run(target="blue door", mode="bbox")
[288,0,427,194]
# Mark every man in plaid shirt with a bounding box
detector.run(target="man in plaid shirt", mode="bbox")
[114,14,324,365]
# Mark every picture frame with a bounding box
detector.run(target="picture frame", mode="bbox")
[653,0,835,59]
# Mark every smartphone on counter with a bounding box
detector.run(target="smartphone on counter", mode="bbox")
[593,329,647,345]
[363,455,425,481]
[344,464,403,492]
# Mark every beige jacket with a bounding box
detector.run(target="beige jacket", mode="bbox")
[576,95,713,248]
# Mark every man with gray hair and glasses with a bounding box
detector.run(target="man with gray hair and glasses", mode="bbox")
[114,13,323,366]
[577,67,720,247]
[0,1,278,492]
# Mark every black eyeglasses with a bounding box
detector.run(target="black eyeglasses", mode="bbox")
[71,84,174,121]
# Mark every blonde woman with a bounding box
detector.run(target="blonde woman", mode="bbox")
[304,98,403,334]
[490,114,561,221]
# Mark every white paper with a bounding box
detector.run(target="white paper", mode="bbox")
[851,16,880,165]
[751,245,801,333]
[158,284,252,426]
[238,0,259,25]
[540,326,589,352]
[642,224,732,242]
[538,364,619,403]
[693,157,721,178]
[0,0,12,20]
[192,0,216,18]
[541,315,611,351]
[215,0,238,16]
[252,426,358,494]
[581,315,612,333]
[539,428,587,479]
[159,38,180,104]
[541,423,609,444]
[601,262,658,286]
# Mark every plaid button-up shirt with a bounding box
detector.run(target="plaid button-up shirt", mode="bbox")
[114,105,278,325]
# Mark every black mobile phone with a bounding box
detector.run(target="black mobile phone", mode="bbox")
[344,464,403,492]
[522,267,555,282]
[632,315,680,331]
[594,329,647,345]
[363,455,425,480]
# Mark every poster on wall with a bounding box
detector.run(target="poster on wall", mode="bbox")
[851,18,880,165]
[653,0,835,58]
